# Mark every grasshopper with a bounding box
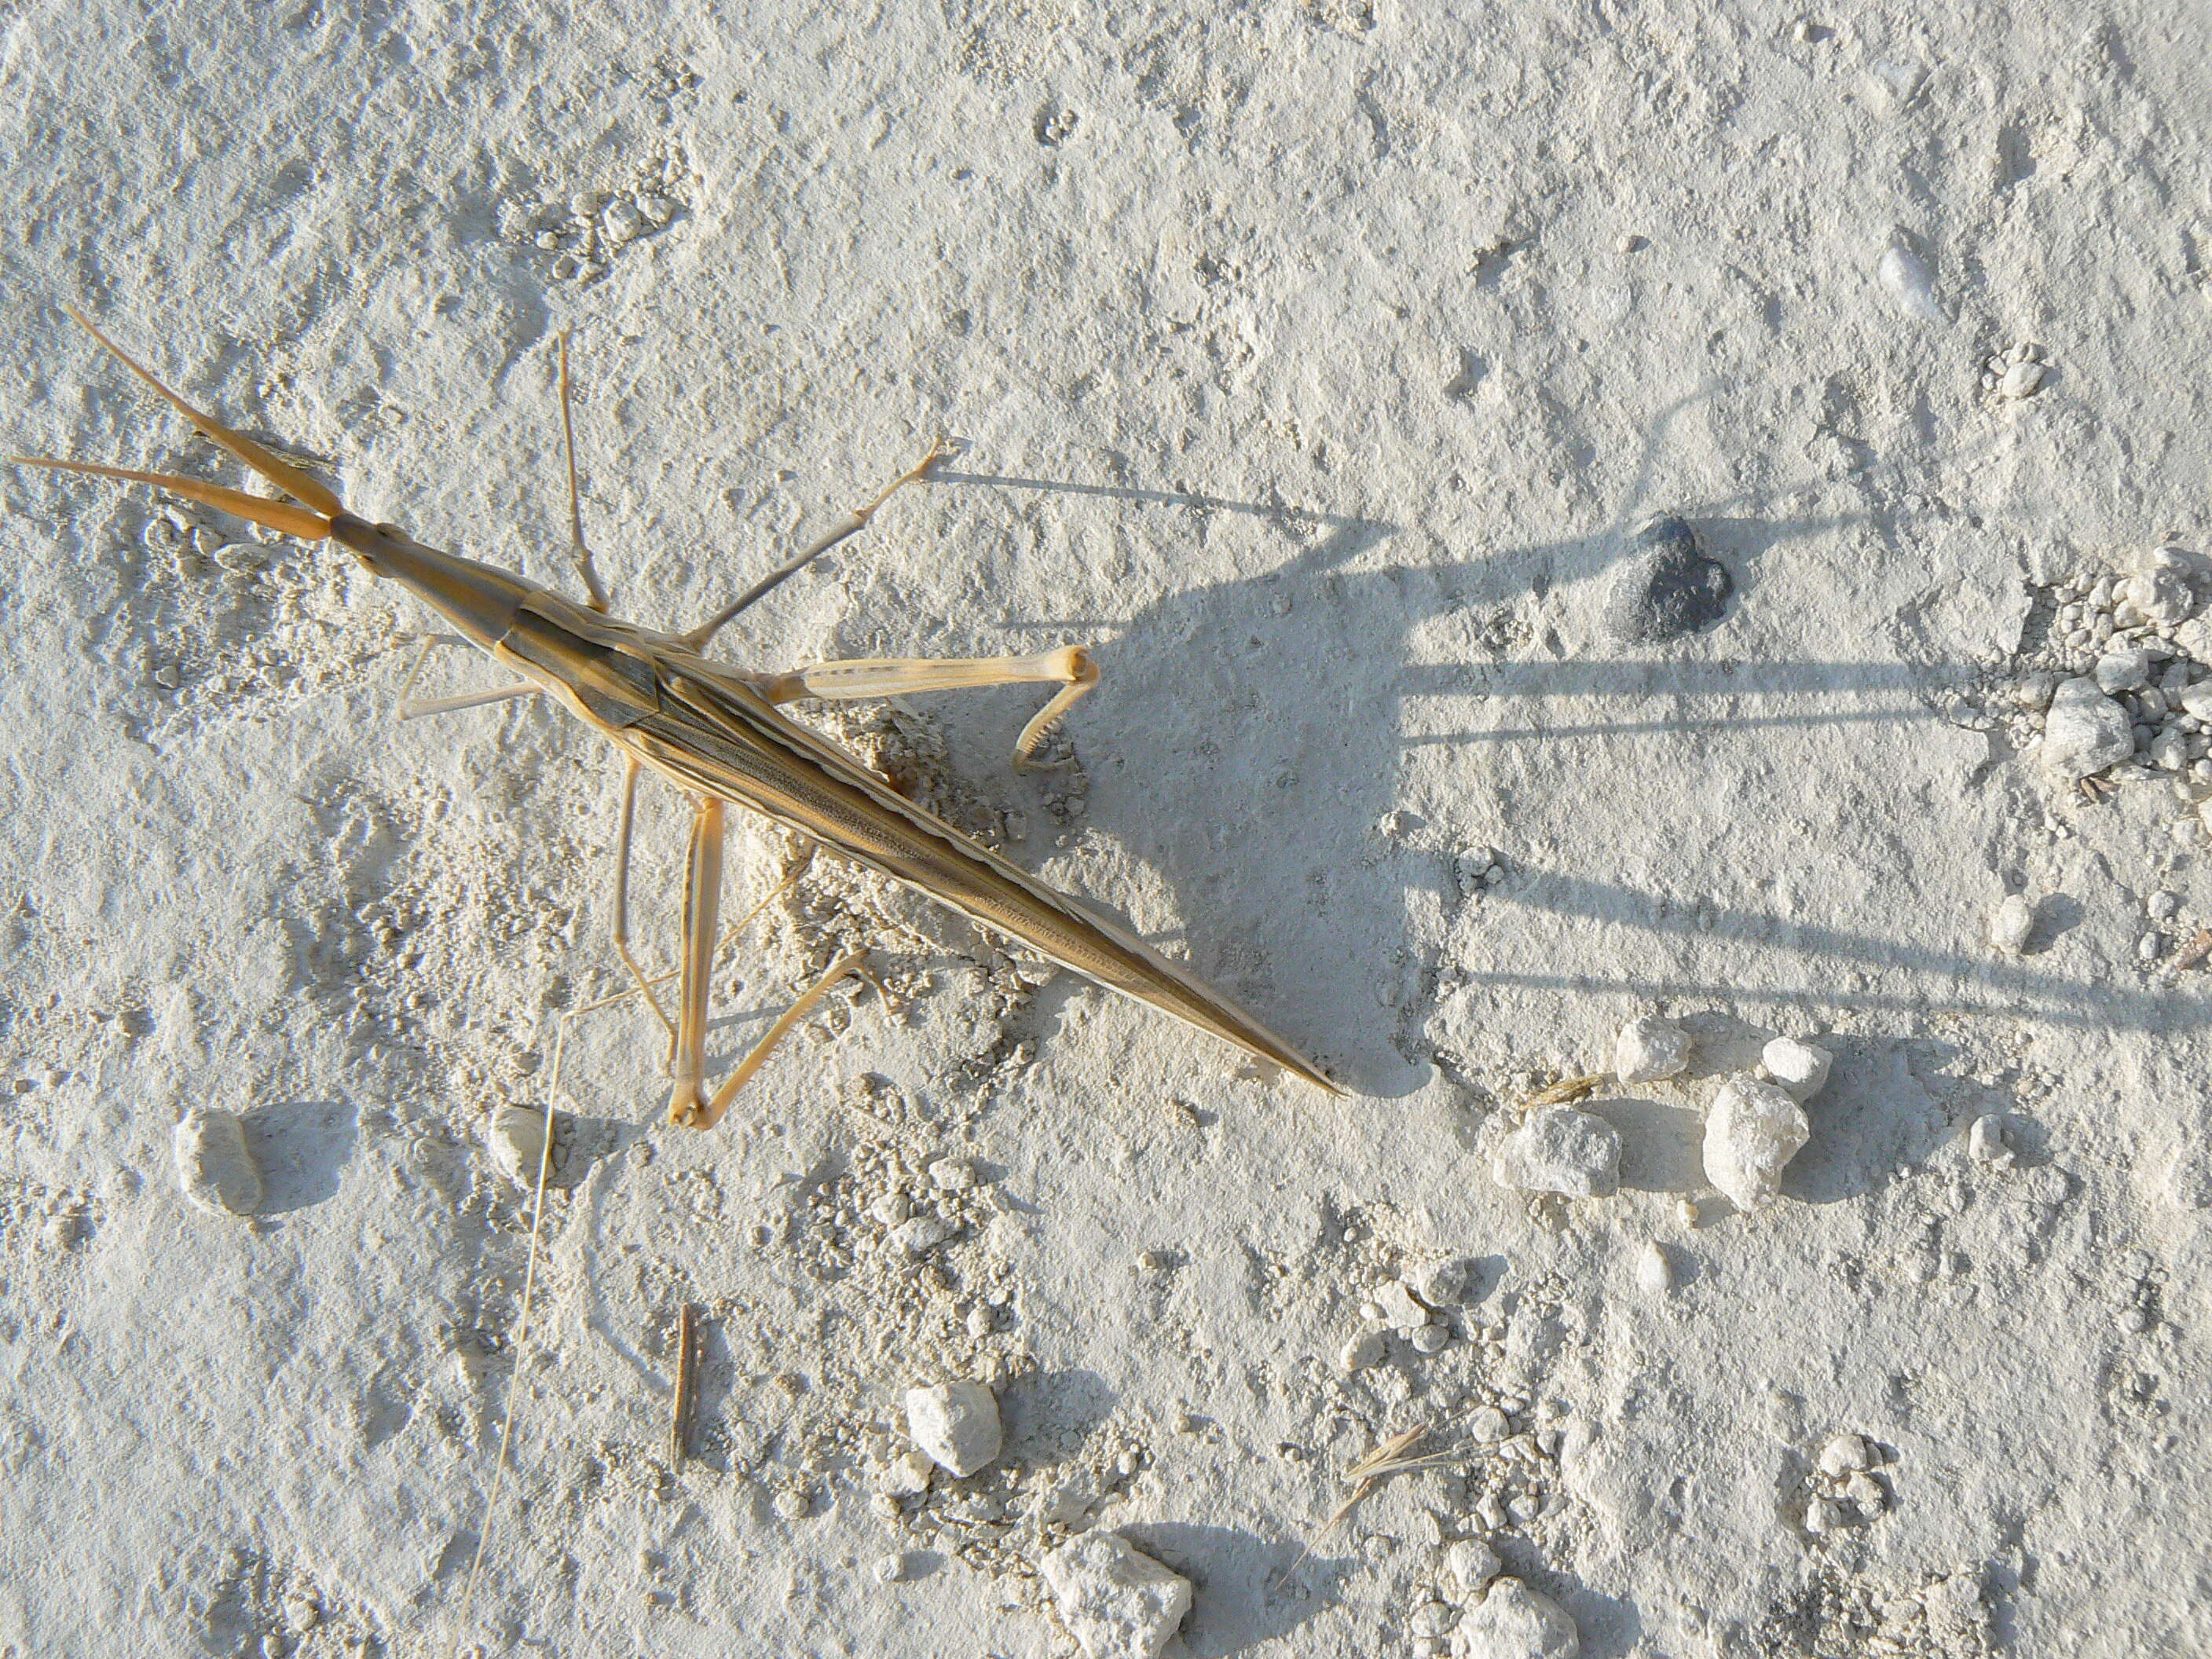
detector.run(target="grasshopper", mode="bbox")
[19,309,1339,1117]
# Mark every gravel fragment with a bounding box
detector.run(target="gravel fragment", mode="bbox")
[2038,677,2134,777]
[1445,1536,1503,1599]
[905,1379,1002,1478]
[1966,1115,2012,1166]
[1041,1532,1192,1659]
[173,1108,262,1216]
[1340,1330,1387,1372]
[1702,1075,1810,1211]
[1493,1108,1621,1199]
[1613,1014,1693,1083]
[1760,1036,1832,1101]
[2093,647,2152,694]
[1634,1242,1673,1295]
[1818,1432,1873,1475]
[1989,894,2036,954]
[1452,1577,1580,1659]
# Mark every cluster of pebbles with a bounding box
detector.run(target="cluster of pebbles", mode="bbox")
[1485,1018,1830,1216]
[1987,548,2212,840]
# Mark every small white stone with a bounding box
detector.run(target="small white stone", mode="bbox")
[1634,1242,1673,1295]
[1613,1014,1693,1083]
[1375,1280,1430,1330]
[1760,1037,1833,1102]
[1452,1577,1580,1659]
[1469,1404,1511,1443]
[1989,895,2035,954]
[485,1103,564,1188]
[2039,677,2134,777]
[1843,1471,1887,1514]
[1041,1532,1193,1659]
[1998,357,2045,398]
[173,1108,262,1216]
[1340,1331,1387,1372]
[1877,242,1945,324]
[927,1155,978,1191]
[881,1449,934,1495]
[904,1379,1002,1478]
[2124,560,2198,625]
[1817,1433,1873,1476]
[870,1191,912,1225]
[1445,1537,1503,1599]
[1703,1075,1810,1212]
[602,198,646,243]
[1966,1115,2011,1166]
[1411,1257,1476,1306]
[2093,647,2153,693]
[1411,1600,1460,1639]
[1804,1496,1848,1535]
[1493,1108,1621,1199]
[2149,890,2182,921]
[1410,1323,1451,1355]
[635,193,676,225]
[888,1215,954,1255]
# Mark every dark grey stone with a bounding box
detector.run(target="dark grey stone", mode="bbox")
[1601,516,1734,643]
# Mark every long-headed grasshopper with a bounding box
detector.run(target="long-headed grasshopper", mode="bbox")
[19,309,1339,1116]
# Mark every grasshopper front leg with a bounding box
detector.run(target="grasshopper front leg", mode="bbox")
[756,645,1101,767]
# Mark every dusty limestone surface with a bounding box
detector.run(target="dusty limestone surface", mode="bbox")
[2,5,2210,1657]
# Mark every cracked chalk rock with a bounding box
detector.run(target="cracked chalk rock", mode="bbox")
[904,1379,1002,1478]
[2038,677,2133,778]
[1703,1075,1810,1211]
[1493,1107,1621,1199]
[1452,1577,1580,1659]
[1614,1013,1694,1083]
[173,1108,262,1216]
[1599,517,1733,644]
[1042,1531,1192,1659]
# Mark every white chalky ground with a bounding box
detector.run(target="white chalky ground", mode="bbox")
[2,5,2210,1657]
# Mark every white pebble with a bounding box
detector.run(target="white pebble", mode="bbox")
[1817,1432,1873,1476]
[1967,1115,2011,1166]
[873,1553,906,1583]
[1989,894,2035,954]
[1703,1075,1810,1212]
[1452,1577,1580,1659]
[1844,1471,1888,1514]
[1411,1323,1452,1355]
[635,193,676,225]
[1412,1256,1476,1306]
[1340,1331,1386,1372]
[173,1108,262,1216]
[2038,677,2134,778]
[602,198,646,243]
[1445,1536,1502,1599]
[870,1191,911,1225]
[1412,1600,1459,1639]
[485,1103,562,1188]
[1760,1037,1833,1102]
[881,1449,934,1495]
[904,1379,1002,1478]
[2093,647,2152,694]
[1634,1242,1673,1295]
[2149,891,2181,920]
[1041,1532,1193,1659]
[1998,357,2045,398]
[927,1155,978,1191]
[1877,241,1945,324]
[888,1215,954,1255]
[1492,1108,1621,1199]
[1469,1404,1511,1443]
[1613,1014,1693,1083]
[1804,1496,1848,1535]
[1375,1280,1430,1330]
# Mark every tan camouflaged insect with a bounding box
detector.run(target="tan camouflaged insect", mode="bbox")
[17,307,1339,1116]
